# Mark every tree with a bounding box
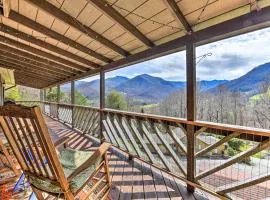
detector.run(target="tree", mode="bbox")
[5,86,21,101]
[75,90,91,106]
[46,87,58,102]
[106,90,127,110]
[18,86,40,101]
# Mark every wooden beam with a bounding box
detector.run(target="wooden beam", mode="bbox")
[0,60,62,83]
[0,57,64,80]
[15,74,52,89]
[14,71,57,82]
[0,24,102,68]
[3,0,11,17]
[163,0,192,32]
[0,48,74,76]
[0,42,78,74]
[13,71,56,83]
[88,0,154,48]
[46,5,270,87]
[25,0,128,58]
[0,35,89,72]
[0,54,68,78]
[100,70,105,141]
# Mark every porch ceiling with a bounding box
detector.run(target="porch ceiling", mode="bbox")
[0,0,269,88]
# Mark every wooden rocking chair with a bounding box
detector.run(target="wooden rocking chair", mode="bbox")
[0,135,19,185]
[0,104,112,200]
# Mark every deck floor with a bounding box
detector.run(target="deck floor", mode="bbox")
[6,116,217,200]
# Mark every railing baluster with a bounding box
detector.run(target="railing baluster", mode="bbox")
[81,109,93,132]
[196,138,270,180]
[129,118,156,163]
[140,119,172,171]
[112,114,135,154]
[195,131,240,157]
[102,118,118,145]
[121,117,146,160]
[152,122,187,176]
[186,124,195,191]
[105,113,125,149]
[89,111,100,136]
[167,125,187,155]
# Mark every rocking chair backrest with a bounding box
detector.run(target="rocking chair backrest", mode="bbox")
[0,104,68,187]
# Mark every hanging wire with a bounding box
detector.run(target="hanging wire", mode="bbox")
[196,0,211,23]
[110,3,182,30]
[196,52,212,65]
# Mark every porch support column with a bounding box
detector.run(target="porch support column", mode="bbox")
[56,85,60,118]
[57,85,60,103]
[71,81,75,128]
[40,89,44,112]
[44,89,47,102]
[40,89,43,102]
[0,75,4,106]
[49,87,52,102]
[71,81,75,105]
[100,70,105,142]
[186,40,196,192]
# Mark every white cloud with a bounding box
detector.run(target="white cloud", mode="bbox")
[91,27,270,82]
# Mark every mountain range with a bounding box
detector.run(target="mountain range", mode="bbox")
[72,62,270,102]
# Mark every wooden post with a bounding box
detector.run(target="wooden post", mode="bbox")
[40,89,43,102]
[40,89,44,112]
[49,87,52,102]
[56,85,60,119]
[186,40,196,192]
[0,75,4,106]
[71,81,75,128]
[44,89,47,102]
[100,70,105,142]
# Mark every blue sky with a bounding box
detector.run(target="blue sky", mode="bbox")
[82,27,270,82]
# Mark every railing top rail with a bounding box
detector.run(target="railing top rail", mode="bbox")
[42,101,100,110]
[102,108,187,123]
[103,108,270,137]
[20,101,270,137]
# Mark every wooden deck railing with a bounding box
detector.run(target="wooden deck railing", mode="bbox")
[16,101,270,199]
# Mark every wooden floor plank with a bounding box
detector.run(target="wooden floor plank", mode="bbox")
[119,157,133,200]
[151,165,171,199]
[109,150,126,200]
[161,170,183,200]
[141,161,157,199]
[131,159,145,199]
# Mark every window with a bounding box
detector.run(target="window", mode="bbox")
[196,27,270,129]
[105,51,186,118]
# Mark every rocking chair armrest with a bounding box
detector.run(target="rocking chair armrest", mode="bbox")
[67,142,111,181]
[54,136,72,148]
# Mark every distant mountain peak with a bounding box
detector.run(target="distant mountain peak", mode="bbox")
[209,62,270,93]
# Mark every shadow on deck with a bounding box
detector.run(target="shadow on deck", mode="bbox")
[6,116,217,200]
[46,116,217,200]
